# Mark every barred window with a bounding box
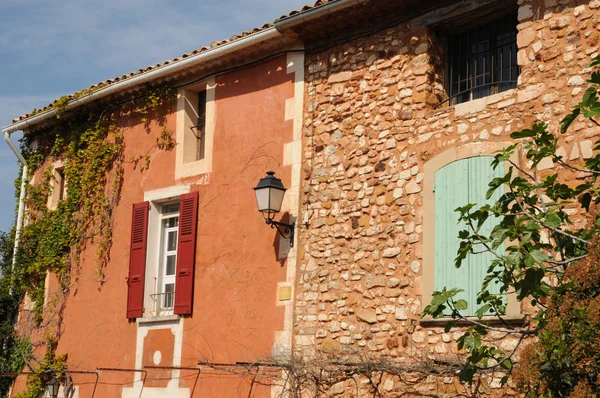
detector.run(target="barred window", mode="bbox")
[447,12,519,105]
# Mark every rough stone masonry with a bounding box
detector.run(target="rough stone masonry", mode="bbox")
[294,0,600,395]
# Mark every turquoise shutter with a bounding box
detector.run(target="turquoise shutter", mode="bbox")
[434,157,505,316]
[434,159,471,314]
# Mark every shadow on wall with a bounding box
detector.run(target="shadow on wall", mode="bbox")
[272,211,292,267]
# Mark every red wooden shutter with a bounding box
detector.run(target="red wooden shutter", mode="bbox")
[126,202,150,319]
[174,191,199,315]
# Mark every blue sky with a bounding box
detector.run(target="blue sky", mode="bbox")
[0,0,308,232]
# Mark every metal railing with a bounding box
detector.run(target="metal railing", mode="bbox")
[150,291,175,317]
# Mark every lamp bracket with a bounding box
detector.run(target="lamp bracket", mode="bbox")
[265,219,295,247]
[190,124,206,140]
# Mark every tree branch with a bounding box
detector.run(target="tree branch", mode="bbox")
[510,187,590,245]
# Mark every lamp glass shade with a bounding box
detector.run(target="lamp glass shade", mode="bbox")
[48,378,60,396]
[253,171,287,220]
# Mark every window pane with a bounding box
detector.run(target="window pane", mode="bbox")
[164,283,174,308]
[162,203,180,215]
[167,230,177,251]
[166,255,176,276]
[166,217,179,228]
[197,90,207,161]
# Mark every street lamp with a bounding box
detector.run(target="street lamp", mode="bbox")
[47,377,60,398]
[253,171,295,247]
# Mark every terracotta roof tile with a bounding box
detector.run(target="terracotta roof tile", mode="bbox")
[12,2,332,123]
[276,0,336,20]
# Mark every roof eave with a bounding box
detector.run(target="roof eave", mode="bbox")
[274,0,369,31]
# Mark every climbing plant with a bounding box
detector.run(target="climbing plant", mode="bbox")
[13,337,66,398]
[0,231,29,398]
[0,84,175,397]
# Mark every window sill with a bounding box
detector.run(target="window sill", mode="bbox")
[176,158,211,180]
[434,89,517,117]
[137,314,180,325]
[419,314,527,327]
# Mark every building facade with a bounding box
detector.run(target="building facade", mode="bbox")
[3,0,600,396]
[6,40,305,397]
[292,0,599,395]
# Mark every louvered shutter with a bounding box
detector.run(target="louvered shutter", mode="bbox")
[127,202,150,319]
[434,157,505,316]
[434,159,470,314]
[467,157,506,313]
[174,191,199,315]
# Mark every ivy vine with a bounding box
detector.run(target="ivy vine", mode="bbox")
[0,84,176,397]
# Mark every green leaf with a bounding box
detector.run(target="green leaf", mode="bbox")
[459,365,477,383]
[545,212,561,228]
[582,86,598,106]
[476,304,491,319]
[444,320,456,333]
[490,227,508,250]
[582,102,600,118]
[510,128,536,139]
[516,268,545,300]
[486,173,510,199]
[579,192,592,212]
[500,358,513,370]
[528,250,550,266]
[430,291,449,306]
[454,299,468,311]
[560,108,580,134]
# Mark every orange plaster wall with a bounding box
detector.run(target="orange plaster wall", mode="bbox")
[11,55,296,398]
[182,56,294,365]
[143,329,175,388]
[52,112,175,397]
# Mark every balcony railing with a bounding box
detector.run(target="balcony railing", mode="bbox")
[150,291,175,317]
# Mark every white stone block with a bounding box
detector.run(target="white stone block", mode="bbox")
[580,140,594,159]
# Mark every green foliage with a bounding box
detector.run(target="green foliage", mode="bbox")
[16,84,175,307]
[423,54,600,394]
[14,338,67,398]
[514,243,600,397]
[0,231,30,398]
[0,84,175,397]
[53,96,71,118]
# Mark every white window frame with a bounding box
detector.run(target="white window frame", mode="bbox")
[175,77,216,179]
[154,203,179,316]
[48,160,67,210]
[142,185,190,319]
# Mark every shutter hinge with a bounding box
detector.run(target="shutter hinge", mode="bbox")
[432,184,436,192]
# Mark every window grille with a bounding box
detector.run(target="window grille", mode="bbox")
[447,12,519,105]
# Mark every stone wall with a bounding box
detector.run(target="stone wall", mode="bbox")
[294,0,600,395]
